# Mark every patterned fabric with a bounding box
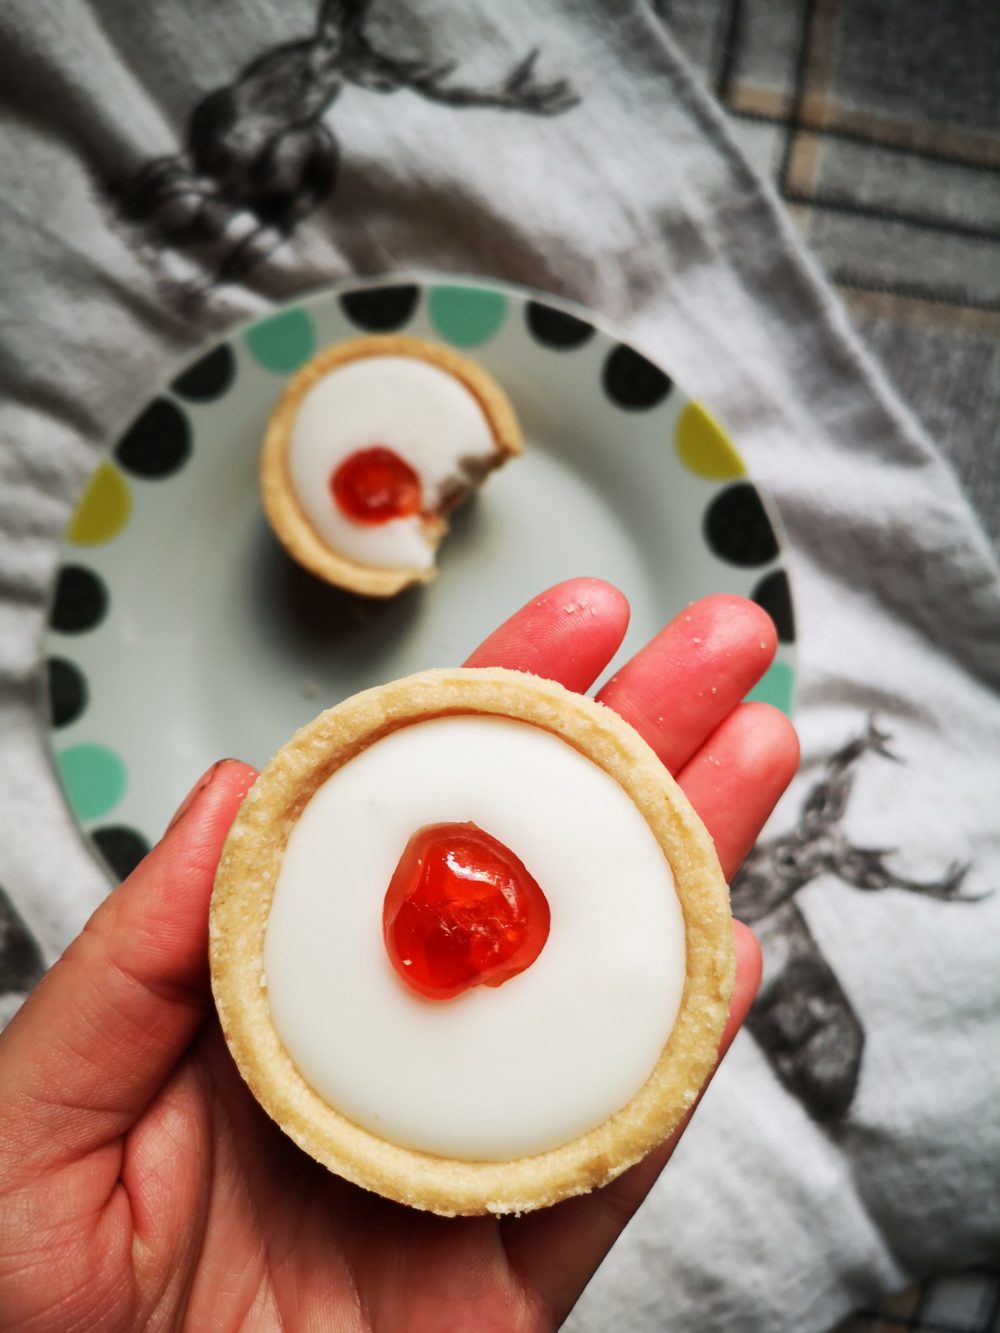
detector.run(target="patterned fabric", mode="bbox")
[658,3,1000,1329]
[837,1272,1000,1333]
[1,3,997,1329]
[659,0,1000,554]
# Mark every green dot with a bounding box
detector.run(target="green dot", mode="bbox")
[56,744,127,821]
[675,402,745,480]
[245,308,317,373]
[745,661,795,717]
[428,285,507,347]
[67,462,132,546]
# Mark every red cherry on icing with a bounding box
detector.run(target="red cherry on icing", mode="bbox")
[383,822,551,1001]
[331,446,422,524]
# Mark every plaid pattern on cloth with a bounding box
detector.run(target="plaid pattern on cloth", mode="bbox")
[837,1272,1000,1333]
[658,2,1000,1329]
[659,0,1000,555]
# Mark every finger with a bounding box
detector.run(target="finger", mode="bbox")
[678,702,800,880]
[596,594,776,773]
[505,924,762,1326]
[0,759,257,1178]
[464,577,630,693]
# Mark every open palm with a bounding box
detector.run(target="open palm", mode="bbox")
[0,580,797,1331]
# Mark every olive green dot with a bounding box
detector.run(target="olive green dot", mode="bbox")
[67,463,132,546]
[676,402,746,480]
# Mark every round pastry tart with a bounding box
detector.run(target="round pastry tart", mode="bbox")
[260,335,522,596]
[209,668,734,1216]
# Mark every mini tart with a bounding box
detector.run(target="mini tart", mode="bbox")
[260,335,522,597]
[210,667,735,1216]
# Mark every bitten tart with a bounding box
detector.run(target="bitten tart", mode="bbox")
[209,668,735,1217]
[260,335,522,597]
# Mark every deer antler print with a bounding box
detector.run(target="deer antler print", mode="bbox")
[731,718,973,925]
[115,1,578,288]
[361,46,579,114]
[733,716,982,1122]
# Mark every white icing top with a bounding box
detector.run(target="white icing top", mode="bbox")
[264,715,686,1161]
[287,355,498,570]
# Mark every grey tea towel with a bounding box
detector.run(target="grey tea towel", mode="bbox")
[0,3,998,1331]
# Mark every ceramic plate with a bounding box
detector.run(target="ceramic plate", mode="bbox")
[43,275,796,882]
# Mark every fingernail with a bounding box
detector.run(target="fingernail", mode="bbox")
[166,759,233,833]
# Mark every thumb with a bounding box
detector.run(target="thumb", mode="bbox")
[0,758,257,1180]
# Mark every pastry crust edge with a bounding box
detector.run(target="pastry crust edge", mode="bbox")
[209,667,735,1216]
[259,335,523,598]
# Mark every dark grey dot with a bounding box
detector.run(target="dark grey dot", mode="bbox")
[704,483,779,567]
[602,344,672,410]
[47,657,88,728]
[50,565,108,634]
[90,826,151,882]
[116,399,191,479]
[525,301,595,349]
[752,570,795,642]
[171,344,236,401]
[340,285,420,332]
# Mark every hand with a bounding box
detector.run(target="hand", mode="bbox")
[0,580,797,1331]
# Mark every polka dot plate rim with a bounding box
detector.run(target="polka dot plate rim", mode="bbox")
[43,272,797,884]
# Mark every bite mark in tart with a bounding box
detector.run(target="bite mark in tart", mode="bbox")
[260,336,522,597]
[209,668,735,1216]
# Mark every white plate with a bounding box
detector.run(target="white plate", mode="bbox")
[43,275,796,881]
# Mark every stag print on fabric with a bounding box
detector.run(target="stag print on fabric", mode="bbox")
[116,0,578,287]
[732,719,980,1123]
